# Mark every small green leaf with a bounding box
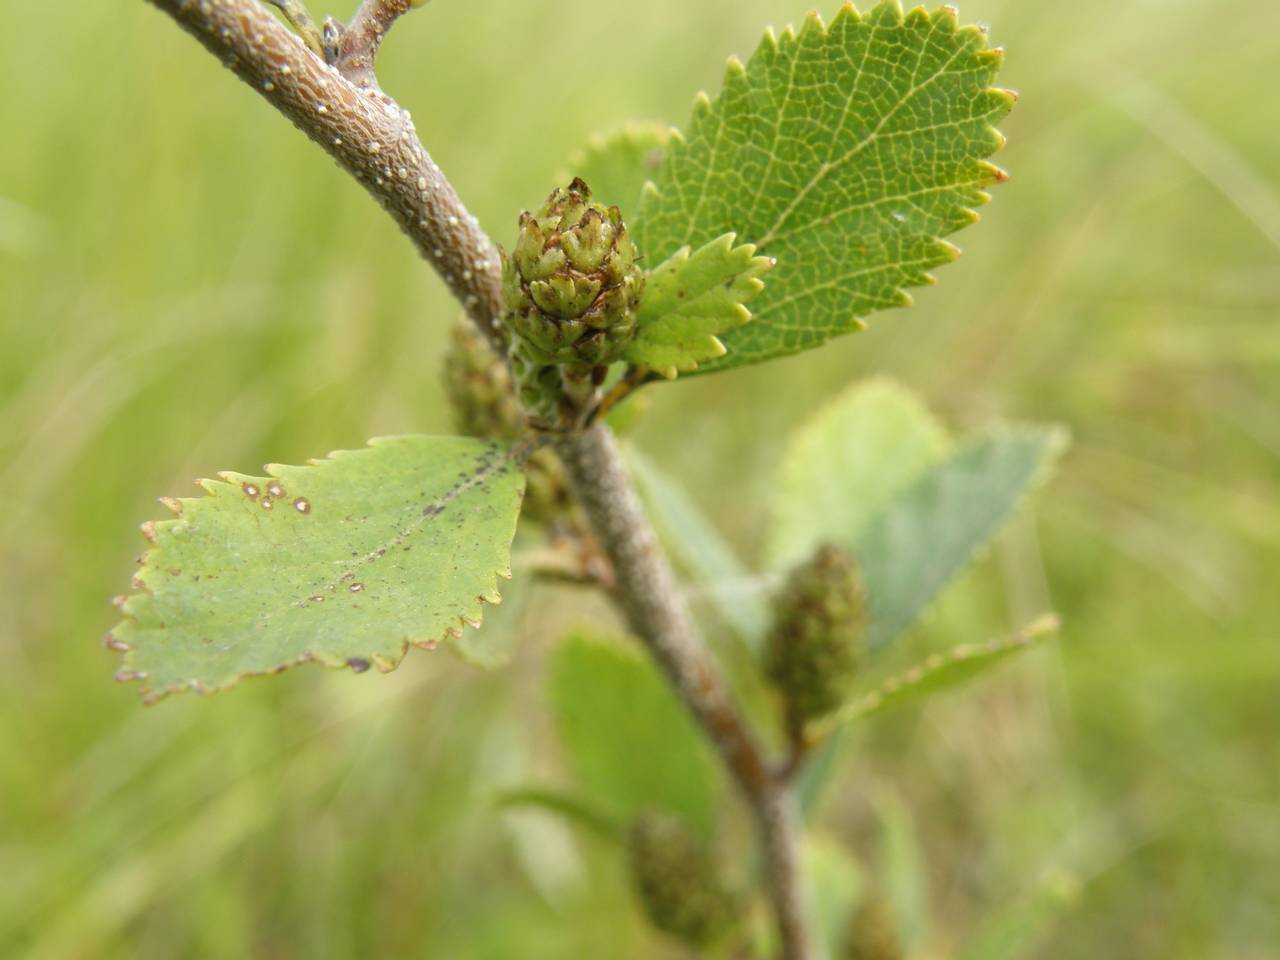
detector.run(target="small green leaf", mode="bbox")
[829,615,1060,726]
[110,436,526,701]
[767,378,948,572]
[858,429,1067,650]
[636,2,1013,372]
[548,631,719,839]
[562,124,671,215]
[495,786,625,841]
[625,234,773,379]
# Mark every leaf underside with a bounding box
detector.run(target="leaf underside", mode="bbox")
[833,615,1060,726]
[857,427,1068,650]
[110,436,525,702]
[766,377,948,572]
[636,1,1014,372]
[625,233,774,378]
[548,631,720,839]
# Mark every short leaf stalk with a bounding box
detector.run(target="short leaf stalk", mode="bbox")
[144,0,813,954]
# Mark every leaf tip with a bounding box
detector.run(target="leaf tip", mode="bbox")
[980,160,1010,185]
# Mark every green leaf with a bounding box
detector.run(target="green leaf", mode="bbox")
[110,436,526,702]
[494,786,625,841]
[625,234,774,378]
[446,569,530,670]
[805,833,865,960]
[636,2,1013,372]
[829,615,1060,727]
[562,124,671,215]
[548,631,719,839]
[767,378,948,572]
[871,788,928,952]
[626,445,771,653]
[857,428,1067,649]
[955,874,1084,960]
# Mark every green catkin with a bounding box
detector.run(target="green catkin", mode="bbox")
[626,811,738,948]
[766,543,866,731]
[843,893,903,960]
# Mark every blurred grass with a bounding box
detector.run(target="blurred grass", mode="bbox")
[1,0,1278,956]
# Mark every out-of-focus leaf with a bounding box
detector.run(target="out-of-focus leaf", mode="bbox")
[110,437,525,702]
[495,786,624,841]
[548,631,720,838]
[806,833,865,960]
[830,615,1060,729]
[627,446,771,652]
[859,428,1068,650]
[562,124,671,215]
[637,3,1013,372]
[872,788,928,953]
[956,869,1084,960]
[767,378,948,572]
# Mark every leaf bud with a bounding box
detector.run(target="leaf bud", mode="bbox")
[501,178,644,369]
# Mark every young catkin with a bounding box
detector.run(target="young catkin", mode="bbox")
[766,543,866,730]
[625,811,738,947]
[843,893,903,960]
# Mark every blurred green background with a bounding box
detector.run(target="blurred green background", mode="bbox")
[2,0,1277,957]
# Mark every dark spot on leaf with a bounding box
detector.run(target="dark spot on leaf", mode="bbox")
[293,497,311,514]
[347,658,371,673]
[242,483,260,499]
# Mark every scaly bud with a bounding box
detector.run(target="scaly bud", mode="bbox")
[442,321,523,441]
[440,321,570,522]
[843,893,903,960]
[766,543,865,730]
[626,811,738,948]
[502,178,644,370]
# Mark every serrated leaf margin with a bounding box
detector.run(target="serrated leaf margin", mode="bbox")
[106,436,523,704]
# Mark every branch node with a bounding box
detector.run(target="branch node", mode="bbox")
[336,0,417,91]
